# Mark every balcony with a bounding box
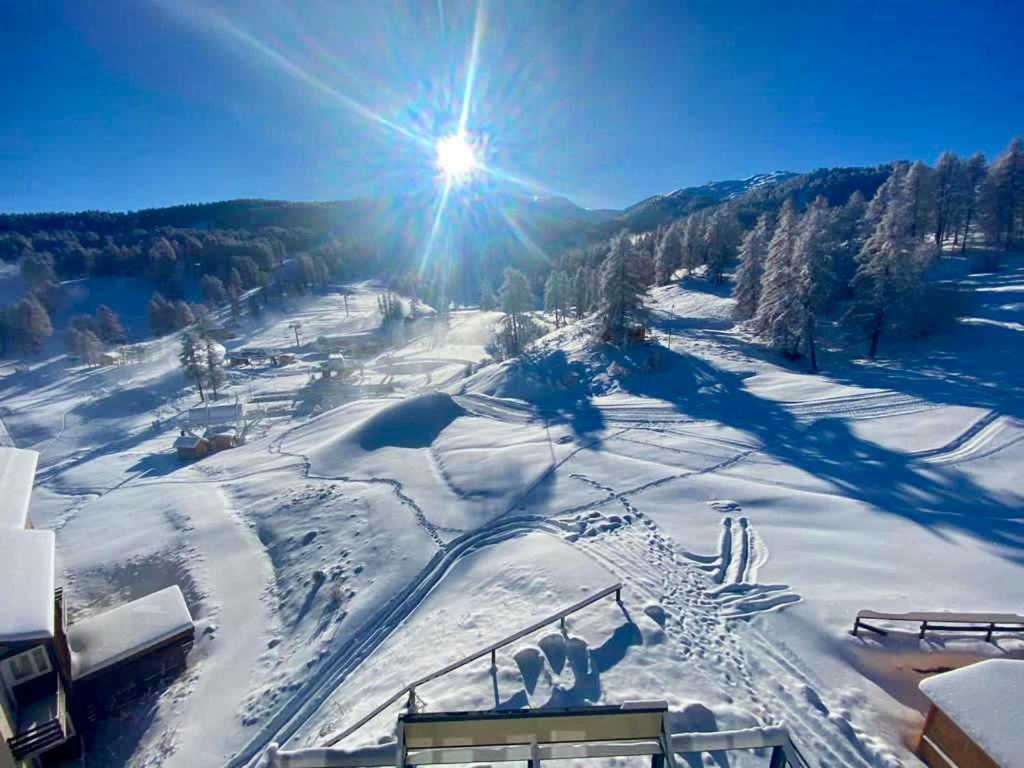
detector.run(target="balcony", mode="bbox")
[6,674,70,762]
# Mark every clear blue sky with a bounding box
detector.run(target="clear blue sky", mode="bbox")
[2,0,1021,213]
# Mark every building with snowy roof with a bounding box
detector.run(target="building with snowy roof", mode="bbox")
[0,447,195,767]
[918,659,1023,768]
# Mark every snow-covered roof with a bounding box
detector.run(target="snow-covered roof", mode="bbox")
[920,659,1024,767]
[0,446,38,530]
[68,585,194,681]
[174,434,206,449]
[0,529,55,643]
[204,425,237,438]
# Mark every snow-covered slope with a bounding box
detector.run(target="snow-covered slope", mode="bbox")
[5,258,1023,768]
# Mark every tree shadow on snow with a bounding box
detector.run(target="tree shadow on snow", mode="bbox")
[616,346,1024,563]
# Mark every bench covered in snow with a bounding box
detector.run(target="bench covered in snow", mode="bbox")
[852,609,1024,640]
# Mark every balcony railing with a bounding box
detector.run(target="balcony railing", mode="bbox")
[6,676,69,762]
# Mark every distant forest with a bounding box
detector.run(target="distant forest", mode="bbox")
[2,138,1021,364]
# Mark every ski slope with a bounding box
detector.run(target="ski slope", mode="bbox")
[3,260,1022,767]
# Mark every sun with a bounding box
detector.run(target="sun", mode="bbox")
[435,133,478,181]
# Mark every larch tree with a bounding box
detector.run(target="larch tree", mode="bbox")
[933,151,961,246]
[979,137,1024,250]
[704,208,741,284]
[680,214,704,271]
[204,337,225,401]
[654,223,684,286]
[10,294,53,354]
[201,274,227,307]
[754,200,806,359]
[597,231,645,345]
[904,160,936,240]
[832,190,869,296]
[179,332,206,402]
[792,197,837,370]
[543,270,571,325]
[95,304,126,345]
[958,152,987,254]
[499,267,534,356]
[733,213,771,320]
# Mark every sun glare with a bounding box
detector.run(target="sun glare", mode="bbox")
[435,133,478,180]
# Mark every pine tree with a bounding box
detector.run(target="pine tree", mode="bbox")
[11,294,53,354]
[680,215,703,271]
[179,332,206,401]
[205,337,225,401]
[95,304,126,344]
[753,201,806,359]
[733,213,771,320]
[597,231,645,345]
[654,223,683,286]
[832,190,869,296]
[979,137,1024,250]
[543,270,571,326]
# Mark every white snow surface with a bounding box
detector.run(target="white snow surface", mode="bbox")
[2,266,1022,768]
[68,585,194,680]
[920,659,1024,767]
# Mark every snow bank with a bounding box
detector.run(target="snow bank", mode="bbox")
[349,392,465,451]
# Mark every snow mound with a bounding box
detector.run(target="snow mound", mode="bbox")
[351,392,466,451]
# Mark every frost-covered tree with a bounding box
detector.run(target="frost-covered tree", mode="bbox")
[201,274,227,307]
[979,137,1024,250]
[654,223,684,286]
[958,151,987,253]
[174,300,195,330]
[753,201,806,359]
[597,231,645,345]
[95,304,125,345]
[733,213,771,320]
[179,332,206,401]
[573,267,589,318]
[19,252,56,289]
[499,267,534,355]
[10,294,53,354]
[205,336,225,401]
[704,208,741,284]
[933,151,961,245]
[148,292,174,336]
[479,280,497,311]
[792,197,837,370]
[846,185,935,357]
[832,190,869,296]
[65,327,102,365]
[680,214,704,271]
[543,270,571,326]
[866,163,908,226]
[904,160,935,239]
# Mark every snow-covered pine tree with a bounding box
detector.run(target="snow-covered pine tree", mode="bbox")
[654,223,683,285]
[733,213,771,320]
[680,214,704,271]
[597,231,645,345]
[753,200,806,358]
[866,163,908,226]
[979,137,1024,251]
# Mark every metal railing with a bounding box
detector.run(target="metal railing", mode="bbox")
[319,582,623,748]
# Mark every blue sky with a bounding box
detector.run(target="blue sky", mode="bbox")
[1,0,1021,213]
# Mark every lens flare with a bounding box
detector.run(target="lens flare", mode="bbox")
[435,133,478,181]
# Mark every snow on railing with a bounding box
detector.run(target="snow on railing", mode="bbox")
[317,582,624,749]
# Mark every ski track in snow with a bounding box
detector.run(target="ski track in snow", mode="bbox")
[565,504,897,768]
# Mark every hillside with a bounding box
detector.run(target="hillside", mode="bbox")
[2,248,1021,767]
